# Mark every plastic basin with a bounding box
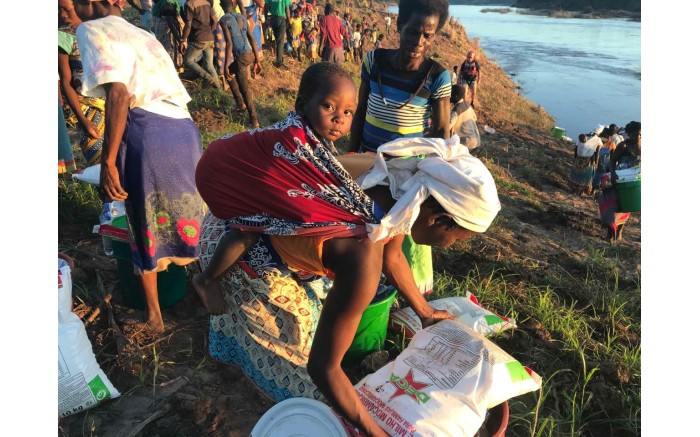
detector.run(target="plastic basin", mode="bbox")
[342,288,398,366]
[551,126,566,139]
[616,180,641,212]
[111,240,187,310]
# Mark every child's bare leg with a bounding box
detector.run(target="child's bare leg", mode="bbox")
[193,229,258,314]
[141,272,164,333]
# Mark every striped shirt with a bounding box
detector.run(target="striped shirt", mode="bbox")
[360,49,451,153]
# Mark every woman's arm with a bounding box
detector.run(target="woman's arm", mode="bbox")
[382,235,453,326]
[608,141,625,186]
[312,237,389,437]
[59,51,100,139]
[101,82,130,201]
[430,96,451,139]
[349,78,370,152]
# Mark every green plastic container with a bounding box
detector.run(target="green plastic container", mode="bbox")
[342,288,398,366]
[616,180,641,212]
[551,126,566,139]
[111,240,187,311]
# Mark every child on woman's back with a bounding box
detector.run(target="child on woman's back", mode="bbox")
[193,63,358,313]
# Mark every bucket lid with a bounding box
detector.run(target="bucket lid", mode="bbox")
[251,398,348,437]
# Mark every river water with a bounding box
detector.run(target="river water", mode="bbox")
[390,5,641,138]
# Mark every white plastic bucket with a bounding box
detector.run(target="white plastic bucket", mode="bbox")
[251,398,350,437]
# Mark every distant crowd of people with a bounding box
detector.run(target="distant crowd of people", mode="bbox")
[567,121,641,243]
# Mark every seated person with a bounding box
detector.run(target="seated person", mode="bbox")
[449,84,480,151]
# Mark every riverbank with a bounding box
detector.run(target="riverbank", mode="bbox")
[515,8,641,20]
[58,3,640,436]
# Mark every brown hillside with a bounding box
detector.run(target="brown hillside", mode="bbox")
[58,3,640,437]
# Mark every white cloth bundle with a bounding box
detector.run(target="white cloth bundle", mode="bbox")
[359,135,501,241]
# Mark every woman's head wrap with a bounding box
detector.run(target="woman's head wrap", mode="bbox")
[358,135,501,241]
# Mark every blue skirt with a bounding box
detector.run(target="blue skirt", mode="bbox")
[118,107,205,272]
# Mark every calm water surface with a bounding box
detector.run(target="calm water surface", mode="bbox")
[391,5,641,137]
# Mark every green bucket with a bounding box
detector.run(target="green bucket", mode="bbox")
[342,287,398,366]
[551,126,566,139]
[616,180,641,212]
[111,240,187,311]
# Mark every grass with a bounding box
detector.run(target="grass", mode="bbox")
[417,251,639,437]
[58,5,639,435]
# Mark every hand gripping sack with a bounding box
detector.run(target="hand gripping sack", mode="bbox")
[58,258,119,418]
[389,294,516,341]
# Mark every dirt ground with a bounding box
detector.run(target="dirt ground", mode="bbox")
[57,123,640,437]
[58,4,639,436]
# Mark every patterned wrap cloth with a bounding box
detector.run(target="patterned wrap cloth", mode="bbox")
[197,124,501,402]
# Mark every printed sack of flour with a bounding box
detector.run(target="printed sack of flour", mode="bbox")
[389,294,516,341]
[58,258,119,418]
[355,320,541,437]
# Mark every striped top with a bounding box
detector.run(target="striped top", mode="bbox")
[360,49,451,153]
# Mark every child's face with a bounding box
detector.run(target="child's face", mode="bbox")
[302,77,357,142]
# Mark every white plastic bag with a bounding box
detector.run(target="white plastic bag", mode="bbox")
[71,164,101,185]
[389,295,516,341]
[58,258,120,418]
[355,320,541,437]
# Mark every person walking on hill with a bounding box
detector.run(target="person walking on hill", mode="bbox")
[220,0,261,128]
[568,133,601,196]
[318,3,348,64]
[181,0,222,89]
[268,0,292,68]
[352,23,362,65]
[597,121,641,242]
[460,49,481,107]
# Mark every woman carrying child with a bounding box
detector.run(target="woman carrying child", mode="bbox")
[195,63,501,436]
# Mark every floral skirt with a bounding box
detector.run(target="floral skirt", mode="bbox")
[568,155,594,194]
[199,213,326,402]
[118,108,205,273]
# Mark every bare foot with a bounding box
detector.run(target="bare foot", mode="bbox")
[146,315,165,334]
[192,273,229,315]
